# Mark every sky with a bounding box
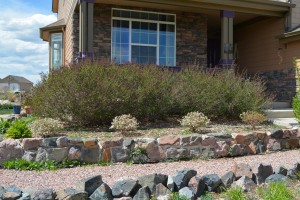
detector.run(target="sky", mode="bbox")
[0,0,57,84]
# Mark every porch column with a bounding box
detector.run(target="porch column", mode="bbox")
[79,0,94,59]
[220,10,235,66]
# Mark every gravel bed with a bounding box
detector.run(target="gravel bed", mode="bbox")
[1,149,300,191]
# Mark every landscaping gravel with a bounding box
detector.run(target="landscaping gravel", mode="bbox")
[1,149,300,191]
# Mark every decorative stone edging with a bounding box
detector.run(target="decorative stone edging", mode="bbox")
[0,129,300,165]
[1,161,300,200]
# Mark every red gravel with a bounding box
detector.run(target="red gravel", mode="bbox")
[1,149,300,191]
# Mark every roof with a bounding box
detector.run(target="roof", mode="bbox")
[40,19,66,41]
[0,75,33,84]
[278,26,300,43]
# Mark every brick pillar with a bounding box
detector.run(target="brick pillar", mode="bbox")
[79,0,94,60]
[220,10,235,66]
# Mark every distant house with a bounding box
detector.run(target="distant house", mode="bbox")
[0,75,33,92]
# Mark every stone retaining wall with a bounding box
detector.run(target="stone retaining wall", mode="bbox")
[1,129,300,165]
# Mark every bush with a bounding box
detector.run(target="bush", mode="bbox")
[6,118,34,139]
[179,111,210,132]
[222,187,247,200]
[259,182,294,200]
[28,118,64,138]
[293,93,300,122]
[0,103,14,110]
[31,62,272,126]
[240,111,267,130]
[0,118,11,134]
[110,114,139,135]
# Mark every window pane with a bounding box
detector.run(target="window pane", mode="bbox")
[121,10,130,18]
[113,10,121,17]
[51,33,63,70]
[132,46,157,65]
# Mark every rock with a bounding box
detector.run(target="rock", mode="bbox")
[265,174,288,183]
[110,147,130,163]
[83,139,98,148]
[68,147,81,161]
[207,132,232,140]
[179,187,195,200]
[113,197,132,200]
[287,163,300,180]
[180,135,202,146]
[22,151,37,162]
[89,183,113,200]
[288,139,299,149]
[81,146,100,163]
[19,193,31,200]
[31,189,55,200]
[35,148,47,162]
[221,171,236,188]
[5,185,22,195]
[101,148,111,162]
[2,191,22,200]
[232,132,256,145]
[274,166,288,176]
[56,137,69,148]
[56,188,87,200]
[215,141,229,157]
[189,148,202,158]
[255,140,266,154]
[166,148,189,160]
[22,138,43,150]
[230,144,244,157]
[201,147,216,158]
[42,138,58,147]
[244,142,256,155]
[171,169,197,191]
[265,138,282,151]
[201,136,216,147]
[68,138,84,146]
[254,131,267,140]
[145,140,165,162]
[138,174,168,195]
[99,138,123,149]
[188,176,206,197]
[45,147,68,162]
[0,139,23,164]
[123,139,134,150]
[232,163,253,179]
[232,176,256,192]
[131,154,148,164]
[252,163,273,185]
[132,187,151,200]
[77,175,103,197]
[111,179,141,198]
[155,183,171,200]
[158,136,180,146]
[202,174,222,192]
[268,130,284,139]
[167,175,175,192]
[0,186,5,197]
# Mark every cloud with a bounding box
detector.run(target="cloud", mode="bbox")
[0,1,57,84]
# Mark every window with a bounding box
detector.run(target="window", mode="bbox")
[50,33,63,70]
[112,9,176,66]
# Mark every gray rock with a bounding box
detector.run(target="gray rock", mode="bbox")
[22,151,37,162]
[269,130,284,139]
[77,175,103,196]
[5,185,22,196]
[166,148,189,160]
[112,179,141,198]
[202,174,222,192]
[221,171,236,188]
[155,183,171,200]
[179,187,195,200]
[81,146,100,163]
[132,187,151,200]
[252,163,273,185]
[188,176,206,198]
[265,174,288,183]
[274,166,288,176]
[232,176,256,192]
[233,163,253,179]
[167,175,175,192]
[137,174,168,195]
[171,169,197,191]
[111,147,130,163]
[2,191,22,200]
[132,154,148,164]
[189,148,202,158]
[56,137,69,148]
[200,147,216,158]
[0,186,5,197]
[19,193,31,200]
[0,139,24,164]
[68,147,81,161]
[255,141,266,154]
[68,138,84,146]
[56,188,87,200]
[89,183,113,200]
[113,197,132,200]
[45,147,68,162]
[230,144,244,157]
[123,139,134,149]
[35,148,47,162]
[42,138,58,147]
[32,189,55,200]
[287,163,300,180]
[207,132,232,139]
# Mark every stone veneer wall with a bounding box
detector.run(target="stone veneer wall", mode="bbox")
[89,4,207,66]
[0,129,299,165]
[254,68,297,103]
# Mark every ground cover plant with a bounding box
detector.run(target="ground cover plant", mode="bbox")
[30,62,271,126]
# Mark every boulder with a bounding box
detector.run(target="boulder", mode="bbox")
[202,174,222,192]
[111,179,141,198]
[22,151,37,162]
[201,136,216,147]
[189,148,202,158]
[137,174,168,195]
[31,189,55,200]
[180,135,202,146]
[232,176,256,192]
[68,147,81,161]
[252,163,273,185]
[288,139,299,149]
[77,175,103,196]
[82,146,100,163]
[89,183,113,200]
[123,139,134,150]
[221,171,236,188]
[201,147,216,158]
[254,140,266,154]
[110,147,130,163]
[83,139,98,149]
[2,185,22,200]
[230,144,244,157]
[232,132,257,145]
[22,138,43,150]
[56,137,69,148]
[170,169,197,191]
[132,187,151,200]
[274,166,288,176]
[265,174,288,184]
[188,176,206,197]
[265,138,282,151]
[179,187,195,200]
[232,163,253,179]
[167,175,175,192]
[0,139,23,164]
[45,147,68,162]
[215,141,229,157]
[35,148,47,162]
[158,136,180,146]
[287,163,300,180]
[68,138,84,146]
[268,130,284,139]
[99,138,123,149]
[56,188,87,200]
[145,140,165,162]
[42,138,58,147]
[166,148,189,160]
[155,183,171,200]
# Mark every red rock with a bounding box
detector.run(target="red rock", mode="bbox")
[146,141,166,162]
[288,139,299,149]
[232,133,256,145]
[101,148,111,162]
[83,139,98,148]
[232,163,253,179]
[244,142,256,155]
[215,141,229,157]
[201,136,216,146]
[254,131,267,140]
[158,136,180,146]
[22,138,43,150]
[99,138,123,149]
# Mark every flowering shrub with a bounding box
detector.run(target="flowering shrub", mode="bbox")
[240,111,267,130]
[180,112,210,132]
[29,118,64,138]
[110,114,139,135]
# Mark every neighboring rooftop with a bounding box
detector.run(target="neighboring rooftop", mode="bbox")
[0,75,33,84]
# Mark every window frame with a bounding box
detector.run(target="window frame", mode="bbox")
[111,8,176,66]
[49,32,64,71]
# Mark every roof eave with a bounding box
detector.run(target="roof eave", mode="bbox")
[278,30,300,43]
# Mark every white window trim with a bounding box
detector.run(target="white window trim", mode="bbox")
[111,8,177,66]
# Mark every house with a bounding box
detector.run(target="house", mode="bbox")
[40,0,300,104]
[0,75,33,92]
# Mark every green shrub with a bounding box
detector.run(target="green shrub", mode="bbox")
[179,111,210,132]
[223,187,247,200]
[0,118,11,134]
[6,118,33,139]
[259,182,294,200]
[31,62,271,126]
[293,93,300,122]
[0,103,14,110]
[29,118,64,138]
